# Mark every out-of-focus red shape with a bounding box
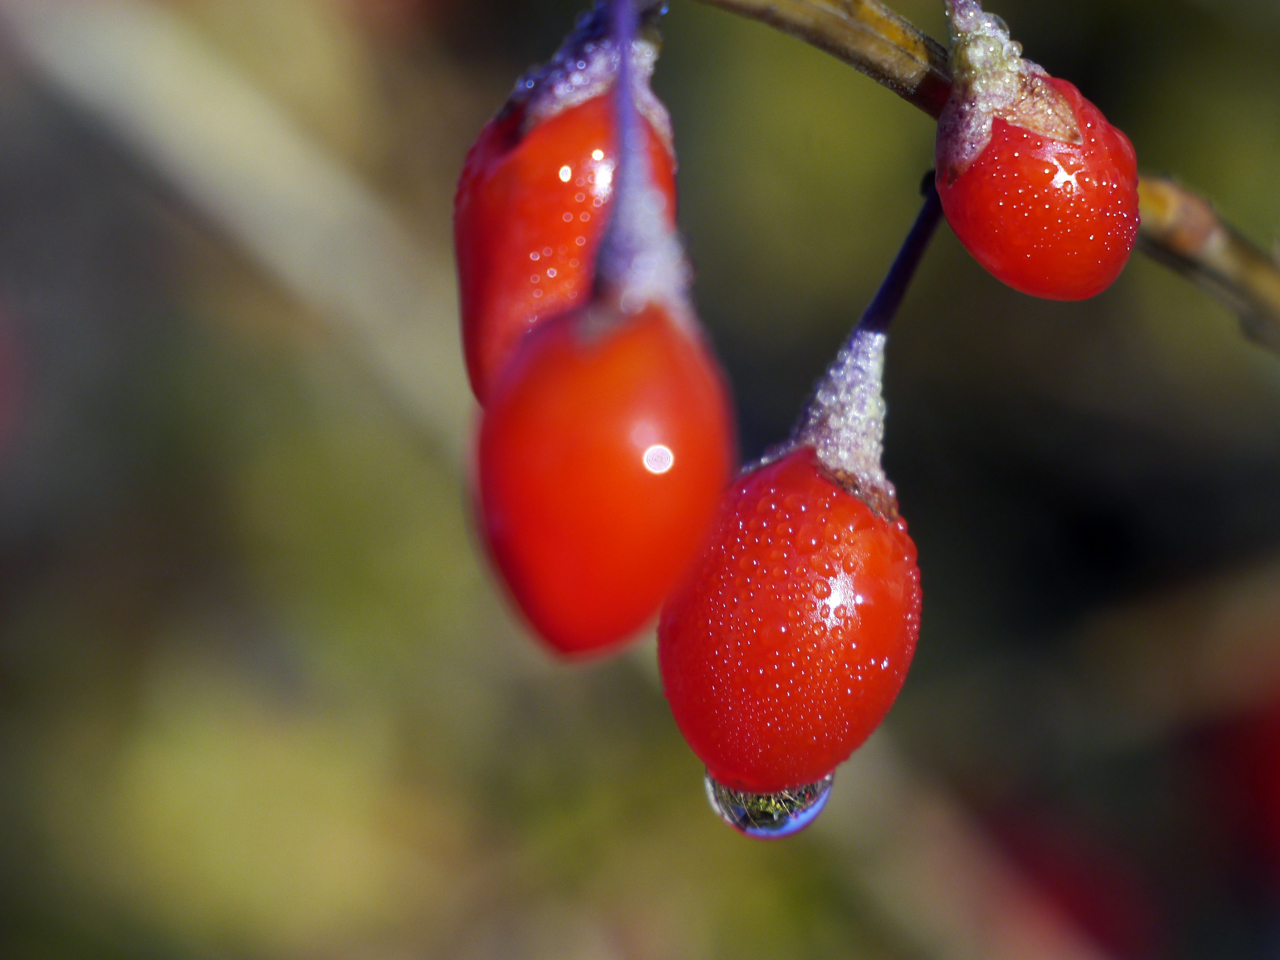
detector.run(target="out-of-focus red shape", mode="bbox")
[984,804,1165,960]
[478,302,734,657]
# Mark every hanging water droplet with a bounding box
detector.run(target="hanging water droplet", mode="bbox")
[704,770,834,838]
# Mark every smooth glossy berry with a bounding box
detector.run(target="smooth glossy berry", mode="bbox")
[478,302,735,656]
[935,1,1138,300]
[455,17,676,404]
[658,446,920,793]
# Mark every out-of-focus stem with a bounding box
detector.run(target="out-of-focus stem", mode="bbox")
[0,0,473,462]
[1138,176,1280,353]
[693,0,951,118]
[691,0,1280,356]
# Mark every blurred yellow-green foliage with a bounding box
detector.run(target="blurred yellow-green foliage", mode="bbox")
[3,1,1280,958]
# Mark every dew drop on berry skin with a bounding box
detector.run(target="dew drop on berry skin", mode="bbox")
[937,78,1137,300]
[705,769,834,839]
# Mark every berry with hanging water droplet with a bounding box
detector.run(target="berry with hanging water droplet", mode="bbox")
[658,445,920,792]
[658,189,943,811]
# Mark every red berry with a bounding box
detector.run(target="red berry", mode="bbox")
[455,54,675,405]
[658,446,920,793]
[935,3,1138,300]
[478,303,735,656]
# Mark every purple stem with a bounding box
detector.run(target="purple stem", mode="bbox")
[595,0,646,290]
[858,182,943,335]
[793,183,943,506]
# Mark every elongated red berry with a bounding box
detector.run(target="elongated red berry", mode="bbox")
[475,0,735,657]
[455,6,676,405]
[935,1,1138,300]
[479,302,734,655]
[658,191,941,810]
[659,445,920,792]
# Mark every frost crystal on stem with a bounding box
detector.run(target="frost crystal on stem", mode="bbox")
[512,2,673,149]
[785,185,943,516]
[593,0,692,322]
[796,329,894,512]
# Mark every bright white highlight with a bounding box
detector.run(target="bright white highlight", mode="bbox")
[558,165,572,182]
[643,445,674,474]
[593,160,614,197]
[1050,156,1080,193]
[591,149,605,161]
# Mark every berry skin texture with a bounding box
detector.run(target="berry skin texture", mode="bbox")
[478,303,735,657]
[455,94,676,405]
[658,446,921,794]
[936,77,1139,301]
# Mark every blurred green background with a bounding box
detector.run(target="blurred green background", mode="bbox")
[2,0,1280,957]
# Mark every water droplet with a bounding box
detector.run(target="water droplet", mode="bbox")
[704,770,834,838]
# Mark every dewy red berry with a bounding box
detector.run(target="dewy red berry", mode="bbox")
[659,190,941,828]
[455,4,676,405]
[935,0,1139,300]
[476,0,735,658]
[659,445,920,793]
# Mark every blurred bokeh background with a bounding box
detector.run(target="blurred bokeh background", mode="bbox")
[1,0,1280,957]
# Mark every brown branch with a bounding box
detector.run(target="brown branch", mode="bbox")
[1137,177,1280,352]
[691,0,1280,353]
[693,0,950,118]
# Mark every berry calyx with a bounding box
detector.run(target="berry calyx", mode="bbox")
[455,4,676,405]
[478,302,734,655]
[659,445,920,792]
[935,0,1139,300]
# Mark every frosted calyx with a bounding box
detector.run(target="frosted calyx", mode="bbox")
[795,329,895,512]
[938,1,1077,177]
[513,6,672,152]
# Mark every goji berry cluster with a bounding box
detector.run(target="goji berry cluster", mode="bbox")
[461,0,735,657]
[455,0,1139,838]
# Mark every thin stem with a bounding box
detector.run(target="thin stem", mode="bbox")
[690,0,1280,357]
[859,181,942,333]
[596,0,688,311]
[795,186,942,514]
[600,0,648,285]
